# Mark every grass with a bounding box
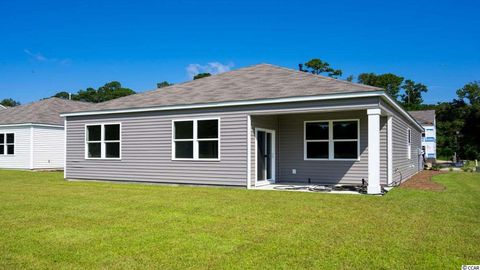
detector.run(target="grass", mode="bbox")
[0,170,479,269]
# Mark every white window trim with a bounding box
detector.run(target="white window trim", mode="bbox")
[304,119,360,161]
[407,128,411,160]
[171,118,220,161]
[0,132,15,156]
[254,127,276,185]
[85,123,122,160]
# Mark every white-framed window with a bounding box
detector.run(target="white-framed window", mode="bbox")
[0,133,15,155]
[85,123,121,159]
[304,119,360,160]
[172,118,220,160]
[407,128,411,159]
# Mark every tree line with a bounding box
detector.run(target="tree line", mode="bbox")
[301,58,479,160]
[1,59,478,160]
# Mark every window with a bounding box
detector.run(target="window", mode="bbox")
[86,124,121,159]
[173,119,219,160]
[407,128,411,159]
[305,120,359,160]
[305,122,329,159]
[0,133,14,155]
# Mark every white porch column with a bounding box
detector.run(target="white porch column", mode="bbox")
[367,109,382,194]
[387,116,393,186]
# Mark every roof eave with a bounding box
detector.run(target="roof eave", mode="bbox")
[60,90,423,131]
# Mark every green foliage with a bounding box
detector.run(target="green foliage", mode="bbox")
[304,59,342,78]
[429,82,480,160]
[401,79,428,109]
[461,161,476,172]
[52,81,136,103]
[358,73,404,99]
[52,91,71,99]
[0,98,20,107]
[345,75,354,82]
[157,81,172,88]
[456,81,480,105]
[193,73,211,80]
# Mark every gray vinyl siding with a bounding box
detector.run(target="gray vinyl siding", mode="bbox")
[381,100,423,183]
[277,111,369,185]
[66,96,402,187]
[66,111,248,186]
[380,116,388,184]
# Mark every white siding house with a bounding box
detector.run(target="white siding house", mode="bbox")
[0,98,92,170]
[409,110,436,161]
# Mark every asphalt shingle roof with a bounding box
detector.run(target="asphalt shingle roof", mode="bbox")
[0,98,93,126]
[408,110,436,125]
[71,63,383,113]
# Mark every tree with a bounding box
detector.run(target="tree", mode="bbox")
[0,98,20,107]
[401,79,428,109]
[303,59,342,78]
[52,91,72,100]
[345,75,354,82]
[157,81,172,88]
[456,81,480,106]
[358,73,404,100]
[53,81,136,103]
[193,73,211,80]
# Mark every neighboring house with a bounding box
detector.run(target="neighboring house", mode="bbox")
[0,98,92,169]
[61,64,423,194]
[0,105,7,110]
[409,110,436,161]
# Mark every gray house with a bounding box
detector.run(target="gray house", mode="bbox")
[61,64,423,194]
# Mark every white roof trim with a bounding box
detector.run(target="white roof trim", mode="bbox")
[0,123,64,128]
[60,90,422,130]
[380,94,424,131]
[61,91,384,117]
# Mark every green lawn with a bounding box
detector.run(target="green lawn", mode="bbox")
[0,171,478,269]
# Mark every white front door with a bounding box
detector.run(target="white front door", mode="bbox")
[256,129,275,185]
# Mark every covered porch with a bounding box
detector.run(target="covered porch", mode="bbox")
[247,108,395,195]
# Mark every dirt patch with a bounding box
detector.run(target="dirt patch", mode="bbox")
[399,170,446,191]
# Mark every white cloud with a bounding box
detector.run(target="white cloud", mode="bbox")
[186,62,234,78]
[24,49,70,65]
[24,49,47,61]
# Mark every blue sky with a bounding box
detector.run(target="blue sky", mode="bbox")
[0,0,479,104]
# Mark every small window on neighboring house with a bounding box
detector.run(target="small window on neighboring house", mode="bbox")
[173,119,219,160]
[0,133,14,155]
[407,128,411,159]
[86,124,121,159]
[305,120,359,160]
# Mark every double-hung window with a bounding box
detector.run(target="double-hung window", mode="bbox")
[0,133,14,155]
[173,119,219,160]
[86,124,121,159]
[407,128,411,159]
[305,120,359,160]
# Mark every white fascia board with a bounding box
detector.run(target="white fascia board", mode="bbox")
[0,123,64,128]
[379,94,424,131]
[60,91,385,117]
